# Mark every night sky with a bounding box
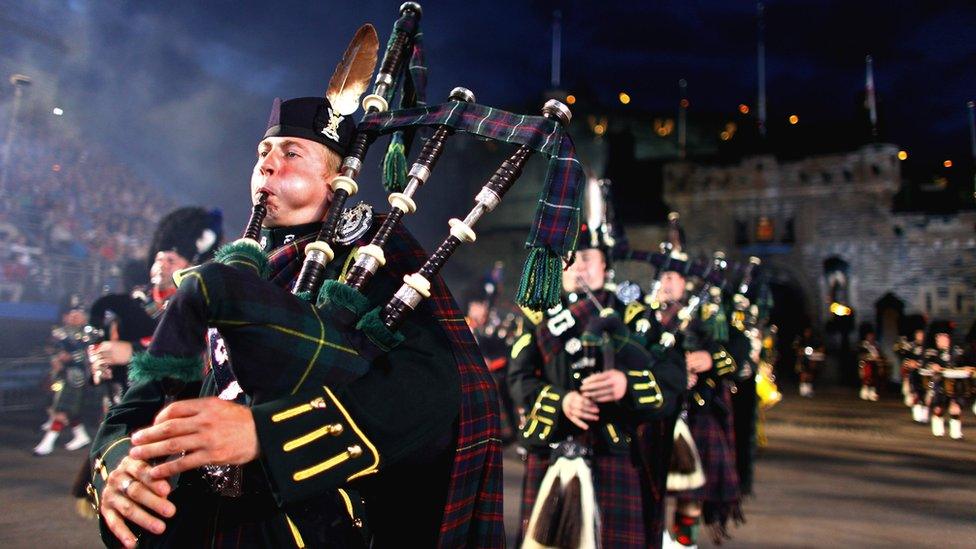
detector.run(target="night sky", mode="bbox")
[2,0,974,228]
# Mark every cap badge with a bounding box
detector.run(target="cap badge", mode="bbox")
[322,107,344,141]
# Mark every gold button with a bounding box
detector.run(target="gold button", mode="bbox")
[347,445,363,458]
[329,423,344,435]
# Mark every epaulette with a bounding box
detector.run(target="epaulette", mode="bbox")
[624,301,647,325]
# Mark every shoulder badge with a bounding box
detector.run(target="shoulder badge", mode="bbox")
[335,202,374,245]
[624,301,647,325]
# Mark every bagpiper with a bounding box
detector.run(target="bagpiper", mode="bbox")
[792,326,824,398]
[857,323,885,402]
[89,14,506,547]
[510,180,684,548]
[893,314,927,423]
[35,294,96,456]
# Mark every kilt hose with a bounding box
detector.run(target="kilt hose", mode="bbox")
[673,388,742,529]
[518,450,654,548]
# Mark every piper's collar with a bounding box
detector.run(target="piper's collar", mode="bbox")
[259,222,323,251]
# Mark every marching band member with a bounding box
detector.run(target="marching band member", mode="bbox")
[924,321,972,440]
[857,323,885,402]
[893,315,927,422]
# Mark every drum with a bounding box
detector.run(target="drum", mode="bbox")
[942,368,974,399]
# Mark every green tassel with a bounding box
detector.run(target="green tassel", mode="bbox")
[516,247,563,311]
[129,352,204,385]
[214,240,270,279]
[707,305,730,343]
[382,133,408,192]
[357,308,405,352]
[317,280,370,318]
[294,290,313,303]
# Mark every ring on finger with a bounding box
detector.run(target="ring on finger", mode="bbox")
[120,477,135,496]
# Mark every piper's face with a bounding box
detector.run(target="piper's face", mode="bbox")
[936,333,950,349]
[252,137,339,227]
[63,310,86,327]
[466,301,488,328]
[913,329,925,343]
[151,251,190,290]
[562,249,606,293]
[657,271,686,304]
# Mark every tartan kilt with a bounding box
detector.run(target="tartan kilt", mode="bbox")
[673,388,740,525]
[519,450,649,549]
[53,366,87,416]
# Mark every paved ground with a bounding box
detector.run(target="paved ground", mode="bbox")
[2,387,974,547]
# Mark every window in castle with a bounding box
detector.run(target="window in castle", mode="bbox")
[782,217,795,243]
[756,216,775,242]
[925,292,932,312]
[821,172,832,183]
[799,172,809,183]
[957,294,964,313]
[843,169,853,182]
[871,164,881,176]
[735,220,749,245]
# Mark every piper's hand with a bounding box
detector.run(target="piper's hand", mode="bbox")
[687,372,699,389]
[561,391,600,430]
[100,456,175,548]
[580,370,627,403]
[89,341,133,372]
[930,364,942,373]
[129,397,259,480]
[685,350,713,374]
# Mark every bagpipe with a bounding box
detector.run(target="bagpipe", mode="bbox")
[129,3,584,416]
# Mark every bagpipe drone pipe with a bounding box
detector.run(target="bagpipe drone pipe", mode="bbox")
[128,5,585,418]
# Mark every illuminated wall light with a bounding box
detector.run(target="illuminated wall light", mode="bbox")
[897,150,908,161]
[738,104,750,114]
[565,94,576,105]
[52,107,64,116]
[679,98,690,108]
[788,114,799,125]
[618,92,631,105]
[593,124,606,136]
[829,302,852,316]
[654,118,674,137]
[943,159,953,168]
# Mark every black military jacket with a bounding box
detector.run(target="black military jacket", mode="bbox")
[90,221,461,548]
[508,290,685,455]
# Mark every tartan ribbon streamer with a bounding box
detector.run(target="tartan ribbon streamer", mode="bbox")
[360,100,585,271]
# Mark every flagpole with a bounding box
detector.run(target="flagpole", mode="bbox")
[757,2,767,138]
[968,100,975,199]
[865,55,878,139]
[678,78,688,159]
[551,10,562,89]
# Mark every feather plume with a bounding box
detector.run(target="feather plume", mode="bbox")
[326,24,379,116]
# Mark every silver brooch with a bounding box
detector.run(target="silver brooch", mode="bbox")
[336,202,373,245]
[615,280,642,304]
